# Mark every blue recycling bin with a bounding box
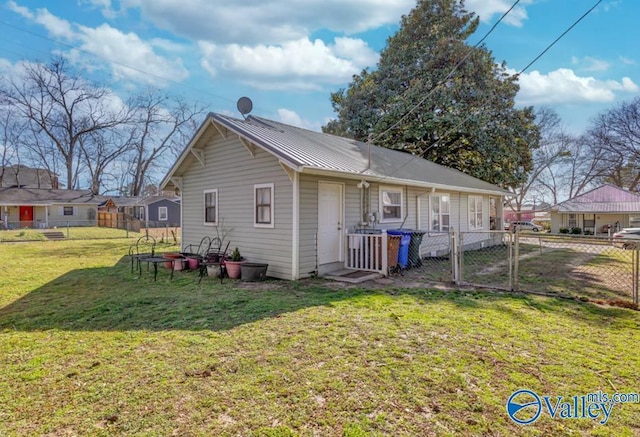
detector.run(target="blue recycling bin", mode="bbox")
[387,229,411,268]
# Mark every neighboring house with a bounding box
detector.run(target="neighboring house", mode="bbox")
[549,184,640,234]
[0,187,101,229]
[99,195,181,226]
[139,196,181,226]
[505,202,551,223]
[0,165,60,189]
[161,113,509,280]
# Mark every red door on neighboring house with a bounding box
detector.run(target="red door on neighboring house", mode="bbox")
[19,206,34,228]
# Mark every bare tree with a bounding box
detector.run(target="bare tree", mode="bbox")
[586,98,640,191]
[79,127,137,195]
[509,107,571,215]
[0,107,25,186]
[1,57,131,189]
[121,90,206,196]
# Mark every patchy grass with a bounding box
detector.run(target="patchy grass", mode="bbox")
[1,240,639,436]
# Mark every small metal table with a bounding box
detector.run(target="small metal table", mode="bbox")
[141,256,176,281]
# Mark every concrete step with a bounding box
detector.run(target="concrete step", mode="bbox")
[42,231,65,240]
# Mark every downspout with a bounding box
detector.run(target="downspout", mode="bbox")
[292,171,300,279]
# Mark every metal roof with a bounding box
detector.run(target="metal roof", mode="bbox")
[162,112,511,196]
[552,184,640,213]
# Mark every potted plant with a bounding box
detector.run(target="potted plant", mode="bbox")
[224,247,245,279]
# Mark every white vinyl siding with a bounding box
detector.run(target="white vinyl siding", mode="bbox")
[254,183,274,228]
[468,195,483,230]
[158,206,168,221]
[203,189,218,226]
[430,194,450,232]
[379,186,403,223]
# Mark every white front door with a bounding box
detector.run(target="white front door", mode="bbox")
[318,181,343,265]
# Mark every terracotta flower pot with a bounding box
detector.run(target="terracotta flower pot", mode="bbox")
[224,260,245,279]
[163,252,181,269]
[186,256,201,270]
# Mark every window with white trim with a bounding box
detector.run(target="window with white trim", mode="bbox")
[568,213,577,228]
[469,196,483,230]
[254,183,274,228]
[380,186,403,222]
[204,189,218,225]
[62,206,74,216]
[430,194,450,232]
[158,206,168,221]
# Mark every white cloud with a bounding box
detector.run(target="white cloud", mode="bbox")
[466,0,534,27]
[119,0,413,45]
[78,0,117,19]
[513,68,639,105]
[276,109,315,130]
[8,1,75,40]
[619,56,636,65]
[199,37,378,90]
[69,24,189,84]
[8,3,188,86]
[571,56,610,72]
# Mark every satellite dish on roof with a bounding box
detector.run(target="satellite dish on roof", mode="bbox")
[237,97,253,118]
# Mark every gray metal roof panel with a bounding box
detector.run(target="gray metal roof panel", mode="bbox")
[211,114,509,195]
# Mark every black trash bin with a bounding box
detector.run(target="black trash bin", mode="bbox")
[407,230,426,268]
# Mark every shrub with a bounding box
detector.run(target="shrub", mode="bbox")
[583,230,593,235]
[230,247,243,261]
[571,227,582,235]
[559,228,570,234]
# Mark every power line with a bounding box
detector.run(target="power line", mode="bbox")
[371,0,603,185]
[516,0,603,76]
[369,0,522,145]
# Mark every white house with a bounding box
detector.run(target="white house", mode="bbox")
[160,113,509,280]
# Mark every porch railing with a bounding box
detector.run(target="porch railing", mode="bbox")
[345,230,388,275]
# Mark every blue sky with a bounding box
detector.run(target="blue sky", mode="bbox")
[0,0,638,134]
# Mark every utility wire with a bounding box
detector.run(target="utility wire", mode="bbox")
[369,0,522,145]
[516,0,603,76]
[371,0,603,185]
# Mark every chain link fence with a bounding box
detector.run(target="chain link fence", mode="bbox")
[400,230,639,307]
[0,219,180,243]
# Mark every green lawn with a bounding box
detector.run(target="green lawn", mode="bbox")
[1,240,639,436]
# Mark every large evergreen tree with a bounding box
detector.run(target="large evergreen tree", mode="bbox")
[324,0,539,189]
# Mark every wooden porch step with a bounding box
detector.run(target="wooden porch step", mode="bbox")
[42,231,65,240]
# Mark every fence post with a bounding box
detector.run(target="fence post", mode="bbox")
[631,249,640,306]
[381,230,388,276]
[513,229,520,291]
[459,231,465,284]
[66,221,70,239]
[450,229,459,284]
[508,231,513,291]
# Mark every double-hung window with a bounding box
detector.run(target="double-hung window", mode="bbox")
[254,183,274,228]
[204,189,218,225]
[430,194,450,232]
[158,206,168,221]
[380,186,403,222]
[469,196,483,230]
[62,206,74,216]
